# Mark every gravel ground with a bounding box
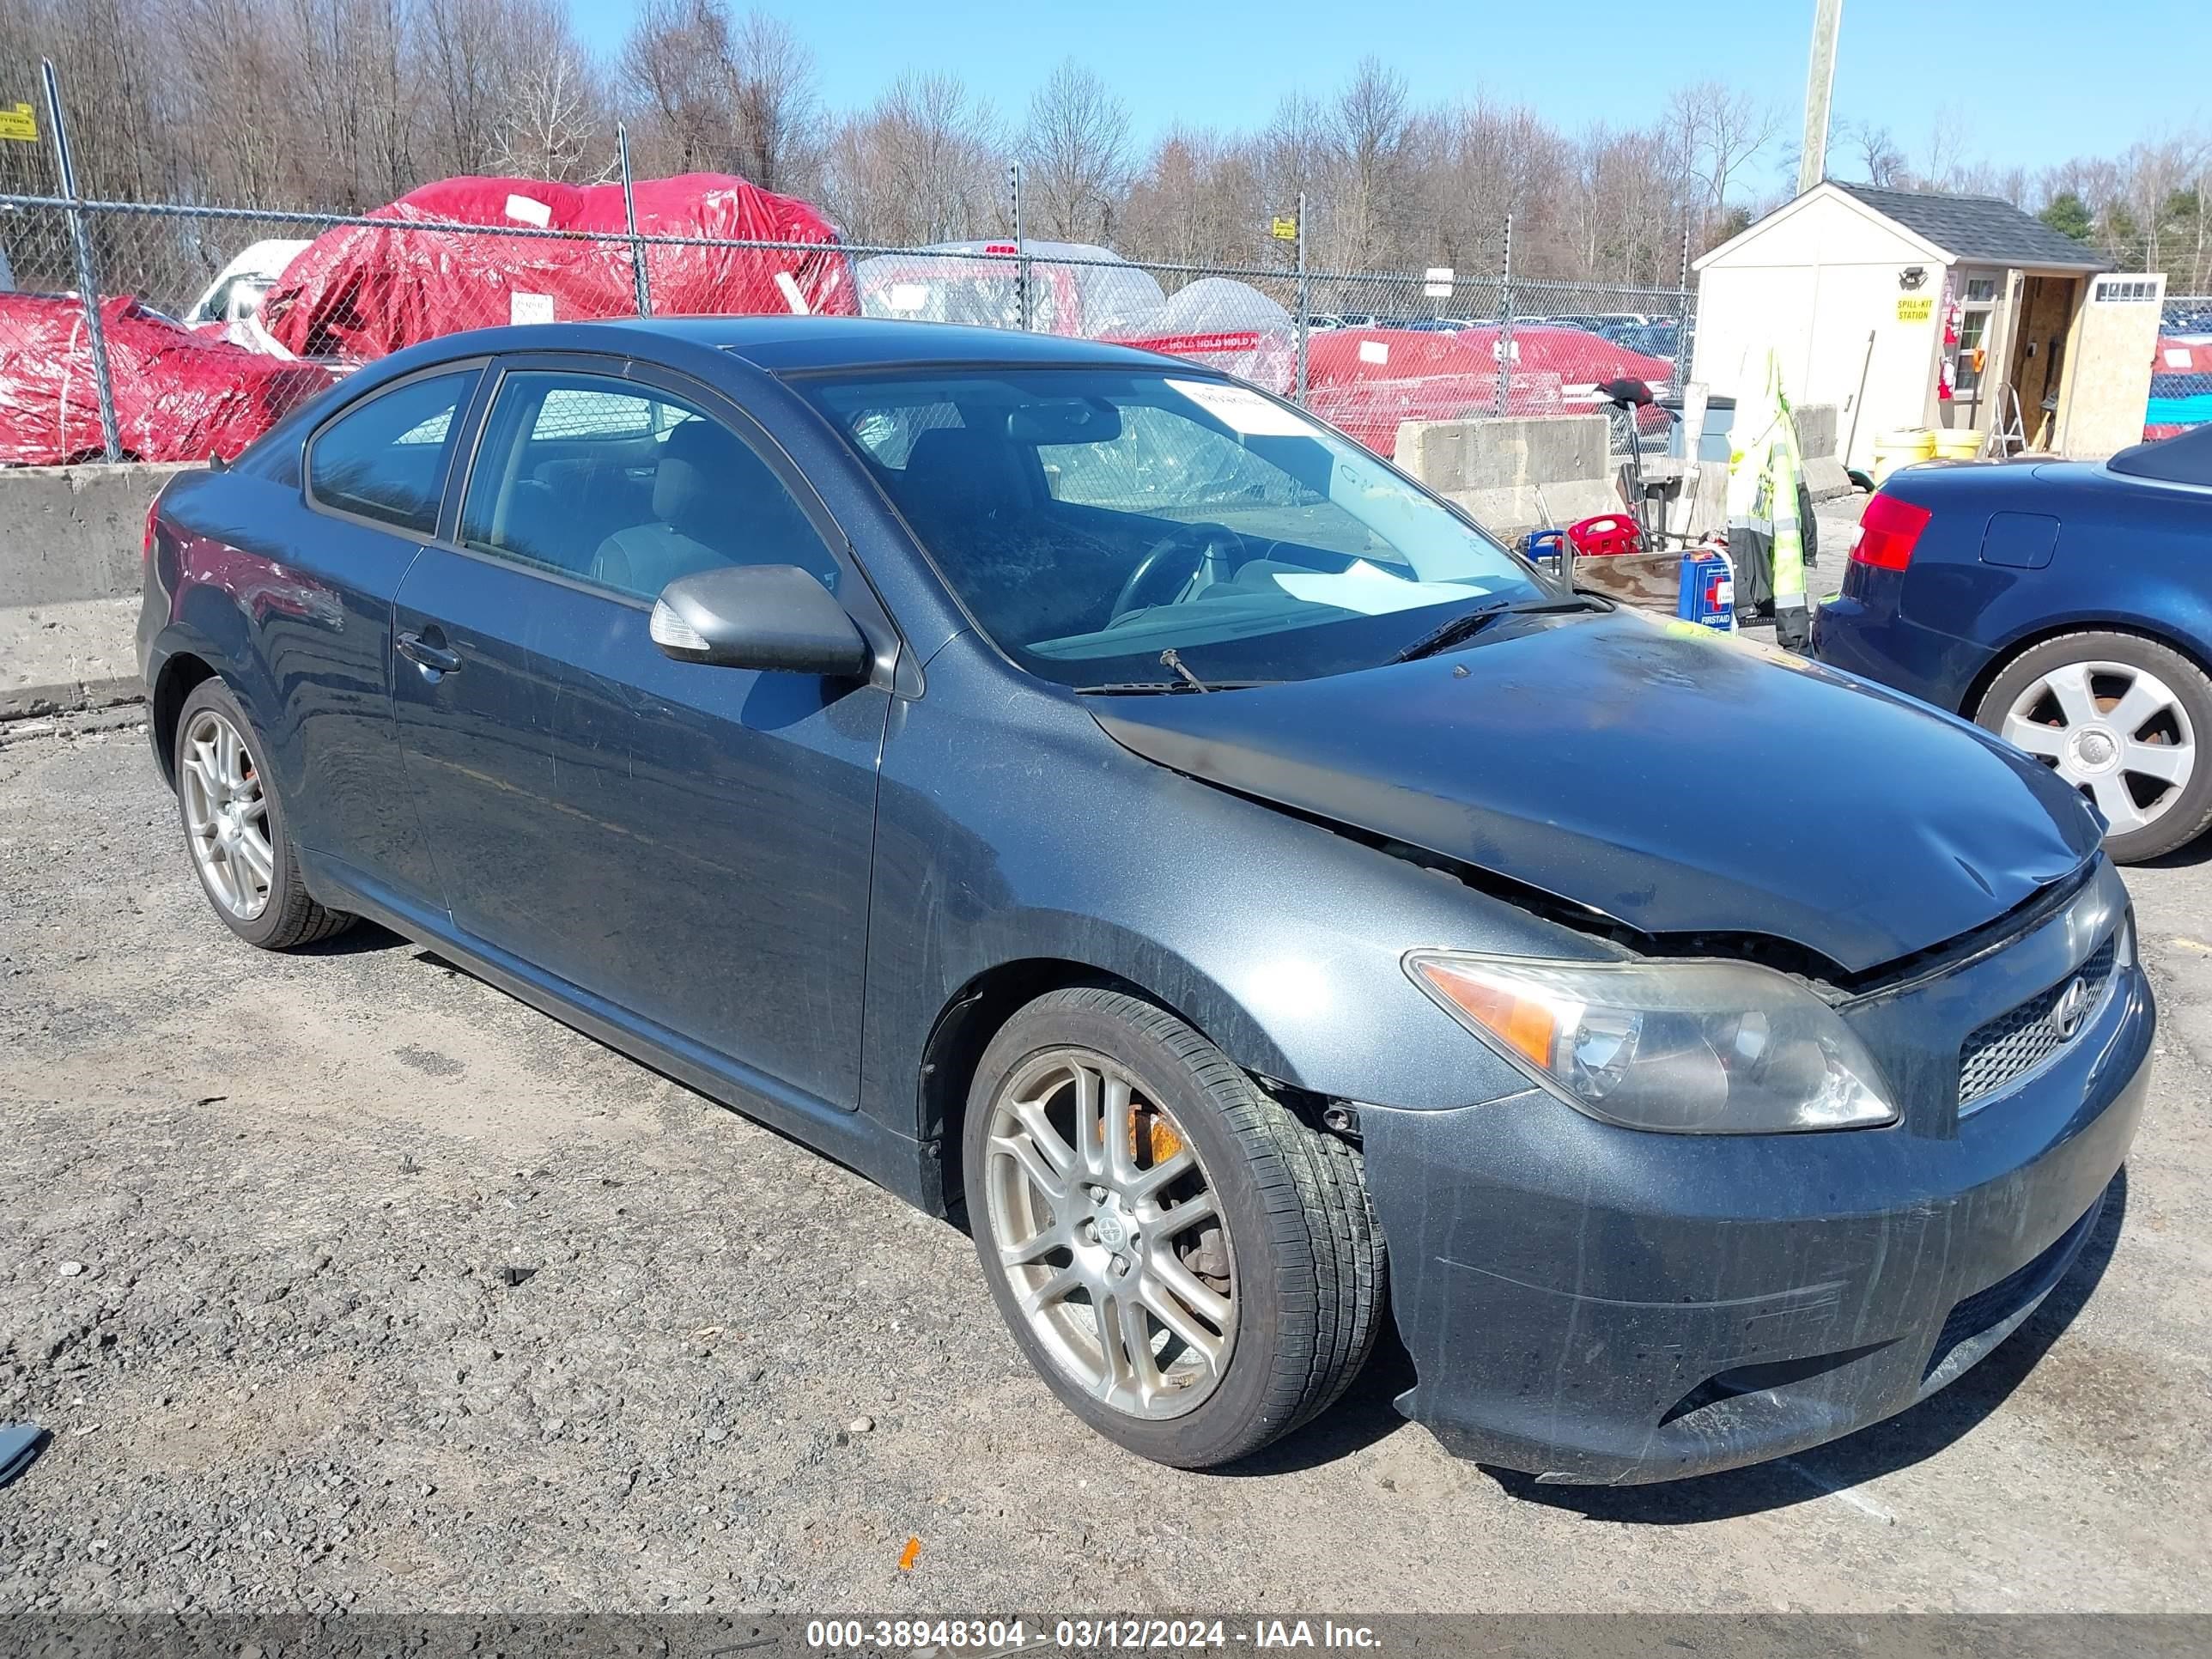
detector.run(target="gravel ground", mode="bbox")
[2,713,2209,1617]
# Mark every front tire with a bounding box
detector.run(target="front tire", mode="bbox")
[172,678,356,950]
[1975,631,2212,863]
[963,987,1385,1468]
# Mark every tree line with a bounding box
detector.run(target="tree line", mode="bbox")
[0,0,2204,301]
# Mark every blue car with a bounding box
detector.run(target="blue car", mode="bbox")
[1814,426,2212,863]
[140,318,2149,1481]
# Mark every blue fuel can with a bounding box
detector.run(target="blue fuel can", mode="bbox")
[1677,545,1735,632]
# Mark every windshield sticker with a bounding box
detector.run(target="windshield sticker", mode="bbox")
[1166,379,1309,437]
[1273,560,1484,616]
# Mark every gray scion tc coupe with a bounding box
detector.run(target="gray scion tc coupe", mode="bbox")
[139,317,2149,1482]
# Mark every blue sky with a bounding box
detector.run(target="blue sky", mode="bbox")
[568,0,2207,188]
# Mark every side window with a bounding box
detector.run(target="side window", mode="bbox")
[457,369,837,603]
[307,369,480,536]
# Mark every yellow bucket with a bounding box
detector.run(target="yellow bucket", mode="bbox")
[1871,428,1937,484]
[1933,428,1984,462]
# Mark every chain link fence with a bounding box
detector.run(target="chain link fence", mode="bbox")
[2153,295,2211,440]
[0,179,1698,469]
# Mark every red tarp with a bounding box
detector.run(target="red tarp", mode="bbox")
[2157,335,2212,374]
[1106,277,1297,393]
[0,294,339,466]
[260,173,857,362]
[1302,325,1675,456]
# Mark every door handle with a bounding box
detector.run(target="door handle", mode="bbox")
[397,629,462,676]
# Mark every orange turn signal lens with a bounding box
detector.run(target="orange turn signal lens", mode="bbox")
[1412,957,1560,1068]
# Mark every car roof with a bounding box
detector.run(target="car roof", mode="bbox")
[405,314,1188,376]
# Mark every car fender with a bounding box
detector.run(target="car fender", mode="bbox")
[1969,592,2212,713]
[859,641,1593,1150]
[143,583,289,792]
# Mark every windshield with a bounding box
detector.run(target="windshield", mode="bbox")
[799,367,1547,689]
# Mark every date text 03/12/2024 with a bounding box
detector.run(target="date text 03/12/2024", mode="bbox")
[801,1619,1384,1650]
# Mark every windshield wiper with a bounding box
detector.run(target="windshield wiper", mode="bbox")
[1158,647,1209,692]
[1075,678,1279,696]
[1076,647,1279,696]
[1389,594,1606,664]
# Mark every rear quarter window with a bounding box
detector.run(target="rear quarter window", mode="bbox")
[306,369,482,535]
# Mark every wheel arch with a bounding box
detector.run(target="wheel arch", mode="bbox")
[915,954,1307,1224]
[149,649,220,789]
[1963,616,2212,725]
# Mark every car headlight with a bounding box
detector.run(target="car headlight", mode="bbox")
[1405,951,1897,1133]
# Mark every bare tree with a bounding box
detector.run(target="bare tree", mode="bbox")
[495,4,608,182]
[1837,119,1905,187]
[726,9,819,193]
[824,72,1002,244]
[1911,107,1975,192]
[4,3,2205,302]
[1328,58,1408,268]
[1122,125,1266,268]
[1018,58,1130,242]
[1668,82,1779,226]
[620,0,820,192]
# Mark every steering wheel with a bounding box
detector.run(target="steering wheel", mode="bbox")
[1109,522,1245,623]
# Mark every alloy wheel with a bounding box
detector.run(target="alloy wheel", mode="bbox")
[179,707,274,921]
[981,1050,1237,1420]
[2002,659,2197,839]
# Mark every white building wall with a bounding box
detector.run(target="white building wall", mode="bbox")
[1692,191,1946,472]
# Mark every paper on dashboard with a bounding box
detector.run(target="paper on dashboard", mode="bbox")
[1273,560,1482,616]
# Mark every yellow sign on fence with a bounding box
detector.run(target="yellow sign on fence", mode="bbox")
[1270,216,1297,242]
[1896,295,1935,323]
[0,102,38,143]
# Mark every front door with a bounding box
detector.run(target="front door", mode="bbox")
[390,361,890,1110]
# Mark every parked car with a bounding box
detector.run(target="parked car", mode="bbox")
[183,238,312,329]
[141,317,2148,1481]
[1814,427,2212,862]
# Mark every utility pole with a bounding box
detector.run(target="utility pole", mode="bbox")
[1797,0,1843,198]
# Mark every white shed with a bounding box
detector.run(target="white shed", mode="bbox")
[1691,182,2157,470]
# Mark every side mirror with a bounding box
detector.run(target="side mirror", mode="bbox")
[649,564,872,678]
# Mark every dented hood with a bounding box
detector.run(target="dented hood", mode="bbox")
[1089,611,2102,975]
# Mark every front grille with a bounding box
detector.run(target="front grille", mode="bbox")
[1957,935,2117,1108]
[1923,1196,2104,1379]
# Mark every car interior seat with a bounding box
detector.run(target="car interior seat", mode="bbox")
[899,423,1140,641]
[592,418,747,599]
[900,427,1039,539]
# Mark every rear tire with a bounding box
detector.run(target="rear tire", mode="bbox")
[1975,630,2212,863]
[172,678,356,950]
[963,987,1385,1468]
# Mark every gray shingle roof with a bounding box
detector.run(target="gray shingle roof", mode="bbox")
[1834,183,2111,270]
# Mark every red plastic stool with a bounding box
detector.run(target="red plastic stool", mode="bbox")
[1566,513,1643,557]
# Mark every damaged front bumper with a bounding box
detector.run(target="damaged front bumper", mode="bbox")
[1356,869,2154,1486]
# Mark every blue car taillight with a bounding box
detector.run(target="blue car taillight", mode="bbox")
[1852,493,1932,572]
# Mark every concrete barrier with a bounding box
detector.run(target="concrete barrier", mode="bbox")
[1791,402,1854,500]
[1394,414,1623,538]
[0,462,193,719]
[1394,404,1862,592]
